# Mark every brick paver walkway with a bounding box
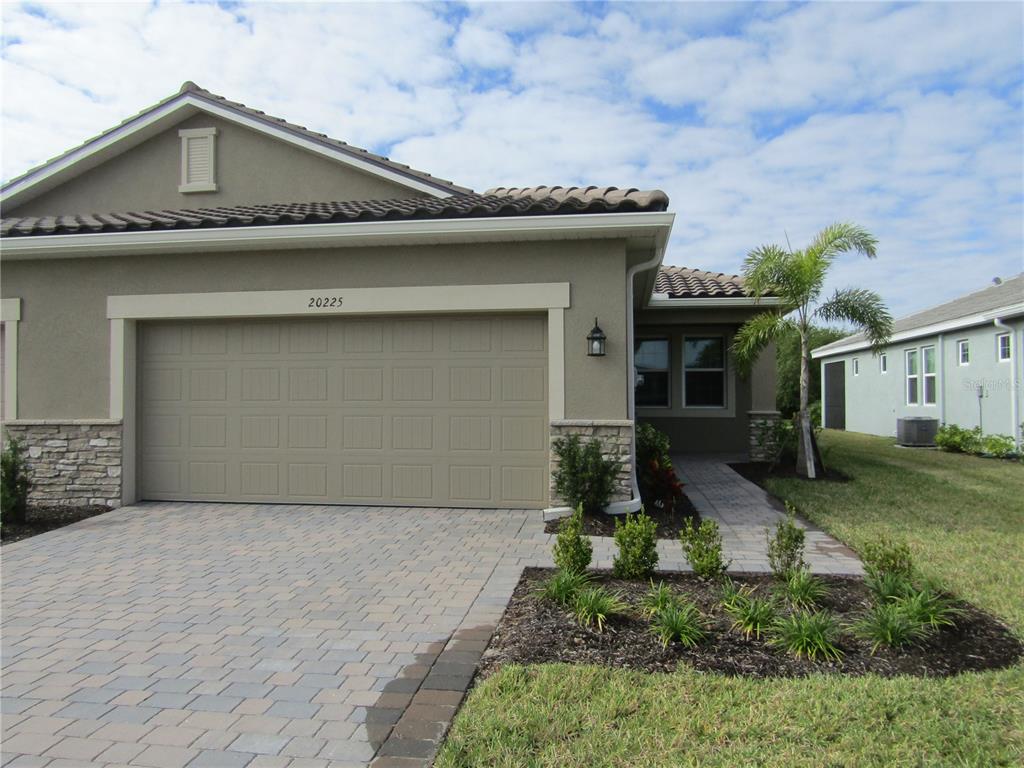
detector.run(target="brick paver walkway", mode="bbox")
[1,503,552,768]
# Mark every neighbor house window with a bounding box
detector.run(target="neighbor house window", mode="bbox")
[684,337,726,407]
[922,346,937,405]
[905,349,919,405]
[179,127,218,193]
[997,333,1011,362]
[879,353,888,373]
[958,340,970,365]
[853,358,860,376]
[635,338,670,407]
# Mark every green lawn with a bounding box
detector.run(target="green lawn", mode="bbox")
[437,431,1024,768]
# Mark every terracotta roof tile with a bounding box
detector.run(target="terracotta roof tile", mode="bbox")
[1,187,670,237]
[655,266,749,298]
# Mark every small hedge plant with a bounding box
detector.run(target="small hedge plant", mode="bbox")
[1,436,32,527]
[552,504,593,574]
[680,518,730,580]
[612,511,659,579]
[935,424,1017,459]
[767,504,806,579]
[552,435,621,514]
[861,537,914,580]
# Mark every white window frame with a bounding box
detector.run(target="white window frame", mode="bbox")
[178,127,218,193]
[905,348,919,406]
[634,337,671,409]
[958,339,970,366]
[682,335,727,409]
[852,358,860,376]
[921,345,937,406]
[879,353,887,374]
[997,333,1011,362]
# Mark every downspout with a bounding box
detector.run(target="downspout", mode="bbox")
[994,317,1020,448]
[605,247,666,515]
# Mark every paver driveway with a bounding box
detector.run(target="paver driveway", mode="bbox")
[1,503,553,768]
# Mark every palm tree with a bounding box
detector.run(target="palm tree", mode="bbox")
[732,223,893,478]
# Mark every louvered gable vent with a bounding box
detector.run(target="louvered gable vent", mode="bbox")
[178,127,217,193]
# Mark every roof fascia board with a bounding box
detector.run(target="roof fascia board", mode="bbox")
[646,296,784,308]
[0,211,675,260]
[2,94,452,207]
[811,302,1024,358]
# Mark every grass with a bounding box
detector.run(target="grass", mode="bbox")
[438,431,1024,766]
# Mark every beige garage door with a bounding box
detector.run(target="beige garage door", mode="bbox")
[138,314,549,508]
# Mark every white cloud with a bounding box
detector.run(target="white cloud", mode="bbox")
[1,0,1020,318]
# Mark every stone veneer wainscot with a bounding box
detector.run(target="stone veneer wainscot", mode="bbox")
[747,410,783,463]
[2,420,123,508]
[549,419,634,507]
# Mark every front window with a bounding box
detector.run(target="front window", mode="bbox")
[635,338,670,407]
[922,346,937,405]
[684,337,726,407]
[998,333,1011,362]
[853,358,860,376]
[879,353,887,374]
[958,340,970,366]
[906,349,919,405]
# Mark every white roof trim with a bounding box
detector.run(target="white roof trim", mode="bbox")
[0,211,676,260]
[647,296,783,308]
[812,302,1024,358]
[1,93,454,207]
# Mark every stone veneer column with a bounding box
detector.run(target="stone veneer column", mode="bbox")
[2,420,123,508]
[747,410,783,462]
[549,419,634,507]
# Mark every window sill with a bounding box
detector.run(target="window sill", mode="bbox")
[179,182,218,193]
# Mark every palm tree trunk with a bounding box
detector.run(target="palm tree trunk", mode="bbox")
[796,332,817,479]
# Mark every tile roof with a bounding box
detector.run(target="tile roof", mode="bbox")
[2,81,472,196]
[654,266,749,298]
[815,272,1024,354]
[0,187,670,237]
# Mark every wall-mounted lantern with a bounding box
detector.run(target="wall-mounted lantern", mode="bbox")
[587,317,607,357]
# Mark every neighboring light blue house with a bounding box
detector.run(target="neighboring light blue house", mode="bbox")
[812,274,1023,446]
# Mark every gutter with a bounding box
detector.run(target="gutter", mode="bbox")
[993,317,1021,448]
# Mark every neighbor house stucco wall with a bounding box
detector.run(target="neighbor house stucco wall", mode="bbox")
[823,318,1024,438]
[1,238,631,423]
[6,112,426,218]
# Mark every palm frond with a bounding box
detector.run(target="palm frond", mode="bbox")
[815,288,893,353]
[731,312,795,375]
[741,244,791,301]
[806,222,879,265]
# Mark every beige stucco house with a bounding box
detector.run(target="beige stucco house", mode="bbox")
[0,83,778,513]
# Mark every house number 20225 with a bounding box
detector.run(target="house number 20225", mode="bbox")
[308,296,344,308]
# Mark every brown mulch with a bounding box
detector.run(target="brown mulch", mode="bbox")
[1,505,112,545]
[478,568,1023,680]
[543,496,700,538]
[729,461,851,484]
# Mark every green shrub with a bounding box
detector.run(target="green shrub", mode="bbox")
[572,586,627,633]
[852,603,929,654]
[612,512,659,579]
[769,610,843,661]
[536,569,592,606]
[680,518,730,580]
[650,602,707,648]
[767,505,806,580]
[895,584,964,630]
[935,423,981,454]
[552,504,593,574]
[775,568,828,609]
[552,435,621,514]
[981,433,1017,458]
[1,436,32,526]
[865,570,915,603]
[641,580,681,618]
[861,537,914,580]
[636,424,686,513]
[636,422,671,467]
[722,585,777,640]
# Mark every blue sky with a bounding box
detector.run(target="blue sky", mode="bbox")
[2,1,1021,317]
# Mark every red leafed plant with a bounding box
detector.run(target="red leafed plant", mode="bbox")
[640,457,685,513]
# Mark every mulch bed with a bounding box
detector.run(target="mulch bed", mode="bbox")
[1,505,112,545]
[729,461,850,484]
[543,496,700,538]
[479,567,1023,680]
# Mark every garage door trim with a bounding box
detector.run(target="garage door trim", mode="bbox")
[108,282,570,505]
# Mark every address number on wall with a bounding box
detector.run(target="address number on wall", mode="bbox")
[308,296,344,309]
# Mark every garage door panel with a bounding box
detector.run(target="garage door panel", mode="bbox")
[139,314,548,507]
